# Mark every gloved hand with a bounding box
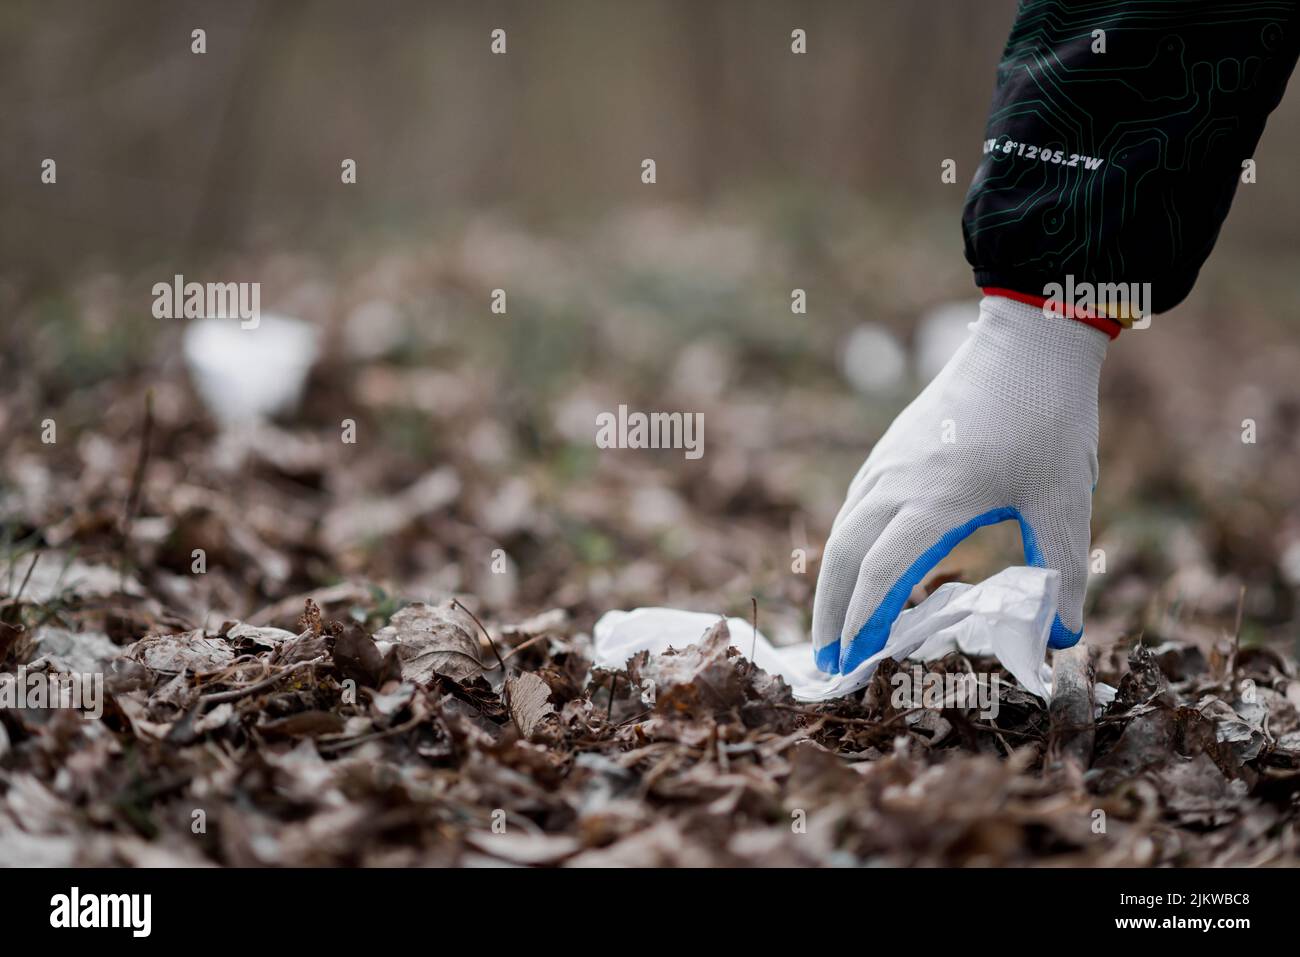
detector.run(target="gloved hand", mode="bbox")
[812,295,1107,674]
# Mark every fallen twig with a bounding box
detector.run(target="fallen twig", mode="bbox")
[750,596,758,661]
[12,552,40,605]
[452,597,507,673]
[199,656,325,708]
[118,389,154,590]
[1048,643,1094,769]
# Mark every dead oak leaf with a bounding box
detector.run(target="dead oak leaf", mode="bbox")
[332,623,401,689]
[128,629,235,675]
[507,672,559,741]
[628,619,748,716]
[372,601,484,684]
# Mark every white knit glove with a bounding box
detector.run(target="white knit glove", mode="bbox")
[812,295,1107,674]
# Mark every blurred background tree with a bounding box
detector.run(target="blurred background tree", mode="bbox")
[5,0,1295,280]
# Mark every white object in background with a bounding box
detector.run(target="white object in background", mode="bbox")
[1280,539,1300,588]
[183,315,320,424]
[915,300,980,382]
[592,566,1059,703]
[839,323,908,396]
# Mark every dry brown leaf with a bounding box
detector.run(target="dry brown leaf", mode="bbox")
[129,630,235,674]
[507,671,558,741]
[373,601,484,684]
[333,623,401,688]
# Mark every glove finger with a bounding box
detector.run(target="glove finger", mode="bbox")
[831,459,885,536]
[838,505,972,672]
[811,494,899,673]
[1018,492,1093,649]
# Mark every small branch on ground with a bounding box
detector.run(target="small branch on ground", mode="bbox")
[199,656,325,708]
[1048,643,1094,770]
[118,389,154,589]
[1231,584,1246,686]
[451,597,507,674]
[13,552,40,605]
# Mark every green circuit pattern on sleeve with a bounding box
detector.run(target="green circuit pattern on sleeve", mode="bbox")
[962,0,1300,316]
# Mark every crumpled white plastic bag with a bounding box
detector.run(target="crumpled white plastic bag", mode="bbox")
[592,566,1059,703]
[183,315,319,424]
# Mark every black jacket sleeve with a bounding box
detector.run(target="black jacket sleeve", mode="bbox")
[962,0,1300,318]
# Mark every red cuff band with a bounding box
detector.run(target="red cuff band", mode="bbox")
[981,287,1123,341]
